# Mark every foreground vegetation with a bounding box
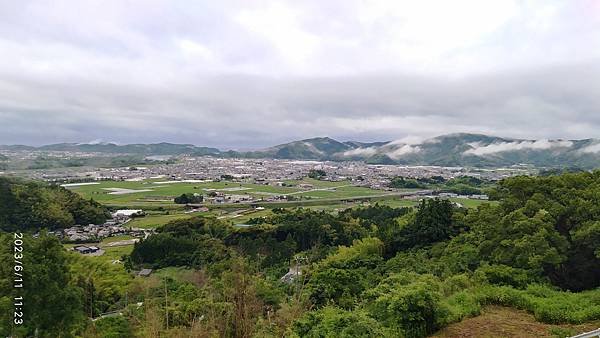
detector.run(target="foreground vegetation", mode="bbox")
[1,171,600,337]
[0,177,108,232]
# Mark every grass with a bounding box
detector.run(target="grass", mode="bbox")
[101,235,135,243]
[69,178,492,214]
[284,178,354,188]
[65,178,410,208]
[433,305,600,338]
[93,245,134,263]
[293,185,386,199]
[449,197,497,208]
[64,235,136,263]
[377,199,419,208]
[378,197,495,209]
[66,179,301,205]
[66,179,491,231]
[228,209,273,224]
[127,212,199,228]
[139,267,206,290]
[65,178,493,213]
[151,266,197,280]
[474,284,600,324]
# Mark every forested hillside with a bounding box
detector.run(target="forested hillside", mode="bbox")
[9,133,600,168]
[0,177,109,232]
[1,172,600,337]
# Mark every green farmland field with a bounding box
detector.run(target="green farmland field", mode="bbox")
[64,178,396,207]
[65,179,298,205]
[128,213,192,228]
[64,178,494,231]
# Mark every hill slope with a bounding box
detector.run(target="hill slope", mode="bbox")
[28,142,221,156]
[4,133,600,168]
[242,133,600,168]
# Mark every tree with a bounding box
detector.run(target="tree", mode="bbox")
[94,316,134,338]
[389,177,426,189]
[308,169,326,180]
[293,306,390,337]
[174,193,203,204]
[307,238,384,308]
[0,177,108,232]
[480,172,600,290]
[399,198,456,249]
[0,233,85,337]
[364,273,444,338]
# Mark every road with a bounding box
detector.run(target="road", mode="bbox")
[188,189,435,209]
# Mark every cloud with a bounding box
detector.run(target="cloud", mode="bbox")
[386,145,421,159]
[464,140,573,156]
[342,147,378,157]
[389,136,428,145]
[579,143,600,154]
[0,1,599,147]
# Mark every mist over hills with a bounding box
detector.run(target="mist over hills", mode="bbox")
[3,133,600,168]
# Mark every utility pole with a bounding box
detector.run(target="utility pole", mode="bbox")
[164,278,169,330]
[90,279,94,318]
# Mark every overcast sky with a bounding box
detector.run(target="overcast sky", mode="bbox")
[1,0,599,149]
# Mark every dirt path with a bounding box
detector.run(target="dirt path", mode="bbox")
[432,306,599,338]
[102,239,139,247]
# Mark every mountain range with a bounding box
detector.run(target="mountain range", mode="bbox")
[3,133,600,168]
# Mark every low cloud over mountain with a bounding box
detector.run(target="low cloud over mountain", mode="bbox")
[8,133,600,168]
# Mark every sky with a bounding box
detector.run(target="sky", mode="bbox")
[1,0,600,149]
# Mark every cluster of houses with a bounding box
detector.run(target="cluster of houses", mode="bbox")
[200,188,275,204]
[63,209,147,243]
[437,192,489,200]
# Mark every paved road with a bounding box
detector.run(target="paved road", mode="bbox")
[188,189,434,208]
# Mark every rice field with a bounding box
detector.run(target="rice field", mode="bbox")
[64,178,493,233]
[65,179,299,204]
[64,178,397,206]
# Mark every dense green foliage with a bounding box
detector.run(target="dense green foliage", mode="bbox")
[0,177,109,232]
[2,154,167,170]
[93,316,134,338]
[1,171,600,337]
[389,175,488,195]
[398,198,458,250]
[0,233,85,337]
[126,171,599,336]
[389,176,426,189]
[173,193,203,204]
[488,173,600,290]
[307,169,327,180]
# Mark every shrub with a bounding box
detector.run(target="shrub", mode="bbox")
[440,290,481,324]
[307,238,384,308]
[474,264,534,289]
[364,273,446,338]
[474,284,600,324]
[94,316,134,338]
[292,307,390,338]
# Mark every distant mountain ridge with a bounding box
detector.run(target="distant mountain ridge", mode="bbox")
[3,133,600,168]
[0,142,221,156]
[235,133,600,168]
